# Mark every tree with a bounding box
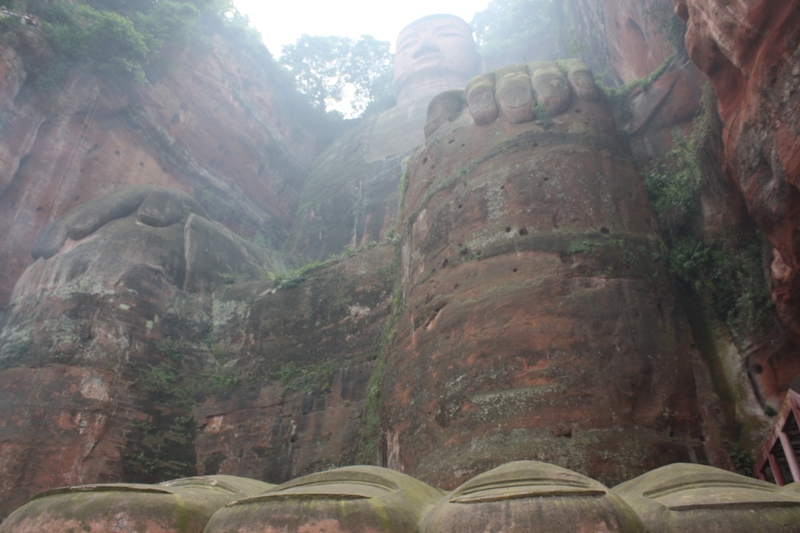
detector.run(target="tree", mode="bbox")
[346,35,393,115]
[471,0,559,68]
[31,0,244,86]
[133,0,201,53]
[280,34,393,117]
[45,4,150,83]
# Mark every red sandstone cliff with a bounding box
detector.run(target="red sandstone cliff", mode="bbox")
[676,0,800,398]
[1,0,799,521]
[0,24,320,310]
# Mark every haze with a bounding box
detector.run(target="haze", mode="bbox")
[234,0,492,56]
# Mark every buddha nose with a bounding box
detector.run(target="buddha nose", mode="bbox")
[413,38,440,58]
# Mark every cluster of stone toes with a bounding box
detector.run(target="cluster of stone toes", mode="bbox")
[3,461,800,532]
[424,59,602,138]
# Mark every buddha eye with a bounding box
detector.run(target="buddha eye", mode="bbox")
[437,32,464,38]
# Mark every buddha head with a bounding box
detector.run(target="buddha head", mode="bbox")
[393,14,480,105]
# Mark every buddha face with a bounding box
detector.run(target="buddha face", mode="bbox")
[393,15,477,99]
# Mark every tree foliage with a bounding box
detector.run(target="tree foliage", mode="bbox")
[28,0,241,85]
[471,0,559,67]
[279,34,393,117]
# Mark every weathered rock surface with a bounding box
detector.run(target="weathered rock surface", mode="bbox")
[421,461,644,532]
[381,61,714,489]
[0,475,274,533]
[7,461,800,533]
[205,466,444,533]
[0,186,279,516]
[285,114,407,262]
[677,0,800,396]
[0,28,320,309]
[194,244,394,483]
[613,463,800,532]
[3,2,799,523]
[563,0,675,85]
[621,59,708,164]
[0,187,394,516]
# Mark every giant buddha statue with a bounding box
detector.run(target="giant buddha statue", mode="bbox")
[285,15,481,261]
[0,11,746,520]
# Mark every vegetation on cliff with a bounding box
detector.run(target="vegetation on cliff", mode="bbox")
[279,34,394,117]
[23,0,246,85]
[472,0,559,67]
[643,95,774,337]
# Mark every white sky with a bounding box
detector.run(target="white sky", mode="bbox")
[233,0,492,57]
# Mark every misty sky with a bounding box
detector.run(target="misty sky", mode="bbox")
[233,0,492,57]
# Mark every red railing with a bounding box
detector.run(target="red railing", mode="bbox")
[756,389,800,485]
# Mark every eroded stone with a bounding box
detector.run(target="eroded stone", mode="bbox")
[421,461,643,532]
[204,466,444,533]
[465,72,498,126]
[383,60,707,489]
[0,475,274,533]
[530,61,571,117]
[424,90,465,139]
[495,64,535,124]
[613,463,800,532]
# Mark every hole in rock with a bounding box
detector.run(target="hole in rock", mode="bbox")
[458,204,463,209]
[454,284,459,289]
[500,185,505,190]
[423,157,428,164]
[601,227,610,234]
[753,364,764,374]
[543,177,549,182]
[448,138,455,144]
[424,306,445,330]
[575,108,582,113]
[441,258,449,268]
[505,227,512,233]
[461,143,465,147]
[512,268,518,272]
[519,228,529,236]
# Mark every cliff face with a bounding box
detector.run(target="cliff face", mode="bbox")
[0,25,319,309]
[563,0,673,85]
[677,0,800,397]
[0,180,393,516]
[1,0,799,521]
